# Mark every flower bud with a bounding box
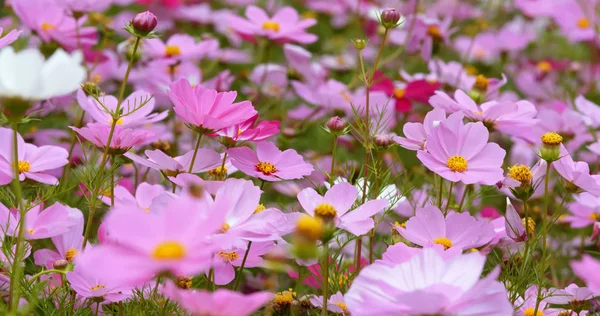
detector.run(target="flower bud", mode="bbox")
[53,259,69,270]
[326,116,346,132]
[132,11,157,36]
[380,8,401,29]
[539,132,563,162]
[352,38,367,50]
[374,134,392,148]
[81,81,101,97]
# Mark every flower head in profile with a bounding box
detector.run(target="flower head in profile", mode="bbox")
[71,123,155,155]
[168,78,257,132]
[228,6,317,44]
[417,112,506,185]
[396,206,495,250]
[394,108,446,151]
[345,249,512,315]
[297,182,388,236]
[0,202,79,240]
[125,149,221,176]
[0,128,68,185]
[34,208,84,268]
[553,152,600,196]
[545,283,594,307]
[228,141,313,181]
[564,192,600,228]
[162,280,272,316]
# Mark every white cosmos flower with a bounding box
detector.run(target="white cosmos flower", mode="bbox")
[0,47,85,100]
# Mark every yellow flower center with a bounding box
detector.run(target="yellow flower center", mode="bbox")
[470,248,479,252]
[394,221,407,228]
[41,22,56,31]
[301,11,317,20]
[577,18,590,29]
[12,160,31,173]
[589,213,600,221]
[447,156,468,172]
[66,248,78,262]
[393,88,405,99]
[427,25,443,39]
[262,21,280,32]
[341,91,352,102]
[295,215,324,241]
[474,74,489,91]
[110,118,124,125]
[541,132,563,145]
[90,284,105,291]
[27,229,35,235]
[220,223,231,233]
[433,237,453,249]
[208,166,227,177]
[254,204,266,214]
[334,302,348,312]
[273,289,296,307]
[523,217,536,234]
[464,65,478,75]
[314,203,337,221]
[175,276,192,289]
[217,251,239,262]
[165,45,181,57]
[524,307,545,316]
[509,164,532,183]
[537,61,552,73]
[256,161,277,175]
[152,241,186,260]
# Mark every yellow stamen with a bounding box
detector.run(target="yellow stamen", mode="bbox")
[262,21,280,32]
[295,215,324,241]
[577,18,590,29]
[165,45,181,57]
[110,118,124,125]
[524,307,545,316]
[334,302,348,312]
[66,248,78,262]
[523,217,536,234]
[427,25,443,40]
[208,166,227,177]
[537,61,552,73]
[152,241,186,260]
[254,204,266,214]
[90,284,105,291]
[256,161,277,175]
[541,132,563,145]
[221,223,230,233]
[41,22,56,31]
[589,213,600,221]
[474,74,489,91]
[433,237,453,249]
[314,203,337,221]
[464,65,478,76]
[394,221,407,228]
[508,164,532,183]
[447,156,468,172]
[27,229,35,235]
[12,160,31,173]
[393,88,405,99]
[217,251,239,262]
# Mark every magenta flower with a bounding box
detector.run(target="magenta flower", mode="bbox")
[0,202,80,240]
[211,241,273,285]
[564,193,600,228]
[0,28,21,49]
[162,280,272,316]
[228,141,313,181]
[168,78,257,131]
[396,206,495,250]
[297,182,388,236]
[215,114,280,143]
[346,249,512,315]
[101,183,166,213]
[77,89,168,128]
[553,153,600,196]
[144,34,219,61]
[34,208,84,268]
[393,108,446,151]
[0,128,68,185]
[125,149,221,175]
[71,123,155,154]
[228,6,317,44]
[571,255,600,293]
[417,112,506,185]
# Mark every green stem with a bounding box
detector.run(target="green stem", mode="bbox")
[444,182,454,215]
[456,184,470,213]
[321,241,329,316]
[60,110,85,186]
[534,162,552,315]
[8,123,25,313]
[437,176,444,209]
[233,241,252,290]
[82,203,96,248]
[329,136,338,187]
[187,133,204,173]
[28,269,66,284]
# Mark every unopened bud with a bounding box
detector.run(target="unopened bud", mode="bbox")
[374,134,392,148]
[381,8,401,29]
[352,38,367,50]
[81,82,101,97]
[326,116,346,132]
[53,259,69,270]
[132,11,157,36]
[539,132,563,162]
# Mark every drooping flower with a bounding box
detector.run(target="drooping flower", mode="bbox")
[0,202,80,240]
[168,78,257,132]
[77,89,168,128]
[228,6,317,44]
[228,141,314,181]
[417,112,506,185]
[144,34,219,61]
[125,149,221,176]
[215,114,280,143]
[545,283,594,306]
[162,280,272,316]
[0,47,85,100]
[396,206,495,250]
[393,108,446,151]
[345,249,512,315]
[70,123,155,155]
[297,182,388,236]
[0,128,68,185]
[553,152,600,196]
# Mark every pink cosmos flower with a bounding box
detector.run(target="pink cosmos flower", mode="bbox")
[575,95,600,128]
[378,242,461,267]
[514,286,550,316]
[545,283,594,305]
[77,89,168,128]
[71,123,155,154]
[125,149,221,175]
[143,34,219,61]
[211,241,273,285]
[553,153,600,196]
[215,114,279,143]
[168,78,257,131]
[101,183,166,213]
[247,64,289,98]
[417,112,506,185]
[454,33,500,63]
[34,208,84,268]
[162,280,272,316]
[396,206,495,250]
[346,249,512,315]
[390,15,453,61]
[228,6,317,44]
[297,182,388,236]
[309,292,348,315]
[54,0,112,12]
[552,0,595,43]
[0,128,68,185]
[0,202,79,240]
[393,108,446,151]
[571,255,600,293]
[228,141,313,181]
[283,44,327,85]
[0,28,21,49]
[95,194,228,285]
[564,193,600,228]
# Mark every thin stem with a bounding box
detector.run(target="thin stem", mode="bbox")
[444,182,454,215]
[28,269,66,284]
[82,204,96,248]
[523,199,530,237]
[437,176,444,208]
[60,110,85,186]
[233,241,252,290]
[534,162,552,315]
[456,184,470,213]
[110,155,115,206]
[329,136,338,187]
[187,133,204,173]
[8,123,25,313]
[321,241,329,316]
